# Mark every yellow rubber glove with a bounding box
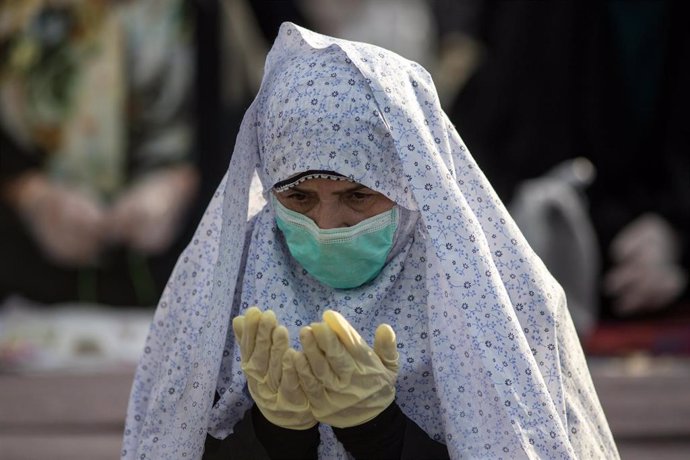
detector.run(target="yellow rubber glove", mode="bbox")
[232,307,317,430]
[293,310,399,428]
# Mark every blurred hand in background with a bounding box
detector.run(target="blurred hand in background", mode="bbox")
[605,213,688,315]
[106,165,198,255]
[3,172,107,267]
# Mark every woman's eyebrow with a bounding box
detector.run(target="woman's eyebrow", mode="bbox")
[334,184,367,195]
[283,186,314,194]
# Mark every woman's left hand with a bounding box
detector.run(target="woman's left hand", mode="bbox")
[293,310,399,428]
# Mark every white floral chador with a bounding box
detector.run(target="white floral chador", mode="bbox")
[122,23,618,459]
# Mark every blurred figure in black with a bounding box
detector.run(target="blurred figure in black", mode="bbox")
[0,0,199,306]
[439,0,690,322]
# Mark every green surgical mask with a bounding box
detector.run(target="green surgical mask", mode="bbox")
[273,197,398,289]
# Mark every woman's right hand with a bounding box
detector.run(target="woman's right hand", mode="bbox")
[233,307,317,430]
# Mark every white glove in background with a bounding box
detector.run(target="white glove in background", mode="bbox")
[6,172,108,266]
[605,213,688,315]
[106,165,198,255]
[233,307,317,430]
[294,310,399,428]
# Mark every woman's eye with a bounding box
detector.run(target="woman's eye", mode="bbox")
[349,192,370,201]
[346,192,375,209]
[279,191,315,211]
[287,192,307,201]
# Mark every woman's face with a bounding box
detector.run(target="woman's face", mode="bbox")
[274,178,395,229]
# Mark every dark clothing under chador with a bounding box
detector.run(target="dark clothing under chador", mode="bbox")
[203,402,449,460]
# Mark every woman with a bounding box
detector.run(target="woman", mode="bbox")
[122,23,618,459]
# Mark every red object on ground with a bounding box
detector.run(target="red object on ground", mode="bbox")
[585,306,690,356]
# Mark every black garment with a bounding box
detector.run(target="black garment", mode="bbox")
[202,402,449,460]
[0,123,41,184]
[203,405,320,460]
[247,0,311,43]
[333,402,450,460]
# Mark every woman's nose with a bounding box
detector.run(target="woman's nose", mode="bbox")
[310,204,348,229]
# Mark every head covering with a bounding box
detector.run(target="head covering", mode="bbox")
[122,23,618,459]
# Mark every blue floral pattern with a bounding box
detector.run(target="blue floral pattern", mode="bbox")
[122,23,618,459]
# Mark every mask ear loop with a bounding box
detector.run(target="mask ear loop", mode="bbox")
[386,206,420,263]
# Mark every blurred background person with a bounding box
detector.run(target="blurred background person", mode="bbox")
[300,0,436,69]
[0,0,199,306]
[440,0,690,334]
